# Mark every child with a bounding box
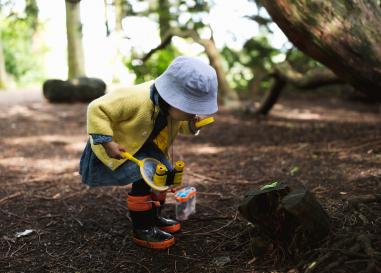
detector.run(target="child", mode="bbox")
[79,56,218,249]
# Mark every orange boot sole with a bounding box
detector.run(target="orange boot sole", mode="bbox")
[133,236,175,250]
[159,223,181,233]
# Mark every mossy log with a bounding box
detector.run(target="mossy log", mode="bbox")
[43,77,106,103]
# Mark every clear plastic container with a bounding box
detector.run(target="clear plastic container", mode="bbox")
[174,186,197,221]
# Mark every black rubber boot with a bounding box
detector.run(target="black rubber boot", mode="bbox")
[153,204,181,233]
[128,194,174,249]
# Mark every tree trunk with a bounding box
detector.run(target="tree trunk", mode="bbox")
[65,0,85,79]
[273,63,344,89]
[281,189,330,240]
[239,183,330,257]
[114,0,123,32]
[260,0,381,99]
[158,0,171,41]
[0,39,7,89]
[201,39,240,105]
[103,0,110,36]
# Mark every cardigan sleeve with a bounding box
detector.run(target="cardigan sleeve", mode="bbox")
[86,90,136,136]
[90,134,112,144]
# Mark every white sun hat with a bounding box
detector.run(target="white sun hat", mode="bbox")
[154,56,218,115]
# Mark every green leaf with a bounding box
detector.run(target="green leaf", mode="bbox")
[289,166,300,176]
[260,181,278,190]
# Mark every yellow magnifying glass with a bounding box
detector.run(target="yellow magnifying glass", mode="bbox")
[195,117,215,129]
[121,151,169,191]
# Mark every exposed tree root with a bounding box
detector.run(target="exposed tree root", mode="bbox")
[347,194,381,208]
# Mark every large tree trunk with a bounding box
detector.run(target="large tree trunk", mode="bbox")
[260,0,381,99]
[65,0,85,79]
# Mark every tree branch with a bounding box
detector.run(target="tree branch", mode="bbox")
[141,29,205,63]
[273,63,344,89]
[141,34,173,62]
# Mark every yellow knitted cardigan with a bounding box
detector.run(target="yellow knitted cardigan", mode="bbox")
[87,81,194,170]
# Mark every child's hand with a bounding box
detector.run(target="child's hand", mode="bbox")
[102,141,127,160]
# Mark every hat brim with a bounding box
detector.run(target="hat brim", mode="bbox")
[155,76,218,115]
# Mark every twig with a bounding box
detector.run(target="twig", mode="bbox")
[4,239,12,258]
[197,202,224,215]
[34,195,58,200]
[305,237,354,273]
[0,192,22,204]
[345,259,372,264]
[9,243,26,257]
[347,194,381,208]
[11,177,60,185]
[71,216,84,227]
[324,139,381,154]
[192,212,238,236]
[187,216,232,222]
[210,227,251,252]
[188,172,219,182]
[197,191,223,197]
[35,214,62,219]
[345,139,381,152]
[111,260,151,273]
[0,208,32,224]
[167,253,206,261]
[182,225,213,235]
[317,248,369,258]
[117,234,131,254]
[357,234,378,273]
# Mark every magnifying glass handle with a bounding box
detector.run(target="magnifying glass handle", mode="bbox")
[121,151,143,167]
[195,117,215,129]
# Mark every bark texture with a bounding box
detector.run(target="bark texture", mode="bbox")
[261,0,381,99]
[0,39,7,89]
[65,0,85,79]
[114,0,123,32]
[158,0,171,40]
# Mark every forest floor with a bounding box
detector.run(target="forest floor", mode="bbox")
[0,90,380,273]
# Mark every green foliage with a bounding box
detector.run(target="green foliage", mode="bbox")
[25,0,39,29]
[121,0,134,16]
[285,48,322,72]
[1,15,45,85]
[125,46,180,83]
[221,36,281,92]
[242,36,279,66]
[0,0,45,87]
[124,0,210,81]
[221,32,322,96]
[124,0,319,97]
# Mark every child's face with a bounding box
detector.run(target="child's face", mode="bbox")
[168,107,195,121]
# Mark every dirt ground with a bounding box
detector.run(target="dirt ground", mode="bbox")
[0,90,380,273]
